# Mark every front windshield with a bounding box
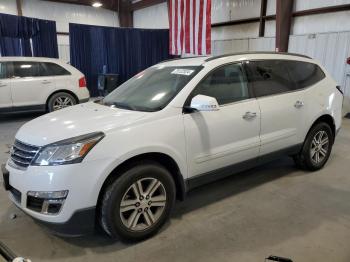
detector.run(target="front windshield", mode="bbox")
[103,65,201,112]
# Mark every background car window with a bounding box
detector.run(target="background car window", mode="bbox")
[39,62,71,76]
[192,63,249,105]
[0,62,9,79]
[286,61,325,89]
[246,60,295,97]
[12,62,40,78]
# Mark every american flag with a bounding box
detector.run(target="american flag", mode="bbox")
[168,0,211,56]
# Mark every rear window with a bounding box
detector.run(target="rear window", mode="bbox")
[0,62,9,79]
[40,62,71,76]
[246,60,295,97]
[286,61,325,89]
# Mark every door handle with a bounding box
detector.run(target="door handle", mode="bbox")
[294,100,304,108]
[242,112,257,120]
[0,83,7,87]
[42,80,51,84]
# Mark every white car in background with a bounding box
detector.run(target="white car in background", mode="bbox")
[2,52,343,242]
[0,57,90,113]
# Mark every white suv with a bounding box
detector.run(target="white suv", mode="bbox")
[2,52,343,241]
[0,57,90,113]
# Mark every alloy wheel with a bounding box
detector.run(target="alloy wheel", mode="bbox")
[310,130,329,164]
[119,178,167,231]
[53,96,74,111]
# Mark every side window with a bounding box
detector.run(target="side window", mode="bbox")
[13,62,40,78]
[246,60,295,97]
[286,61,325,89]
[0,62,9,79]
[39,62,71,76]
[191,63,249,105]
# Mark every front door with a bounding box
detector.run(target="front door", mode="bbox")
[183,63,261,178]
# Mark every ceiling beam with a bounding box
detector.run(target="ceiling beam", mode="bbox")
[16,0,23,16]
[258,0,267,37]
[275,0,294,52]
[131,0,166,11]
[119,0,133,27]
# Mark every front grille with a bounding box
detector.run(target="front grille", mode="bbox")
[10,140,40,170]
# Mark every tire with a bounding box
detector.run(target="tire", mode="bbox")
[47,92,77,112]
[100,161,176,242]
[294,122,334,171]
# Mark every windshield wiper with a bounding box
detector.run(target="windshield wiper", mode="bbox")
[110,102,137,111]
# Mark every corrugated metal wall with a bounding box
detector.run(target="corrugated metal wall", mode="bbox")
[213,32,350,112]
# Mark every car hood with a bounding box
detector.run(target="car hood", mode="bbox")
[15,102,148,146]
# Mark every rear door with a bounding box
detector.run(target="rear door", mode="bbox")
[245,60,305,156]
[0,62,13,109]
[10,61,55,107]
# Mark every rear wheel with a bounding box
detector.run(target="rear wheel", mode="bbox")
[99,162,176,241]
[47,92,77,112]
[294,122,333,171]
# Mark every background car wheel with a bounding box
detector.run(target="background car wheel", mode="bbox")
[294,122,334,171]
[99,161,176,242]
[47,92,77,112]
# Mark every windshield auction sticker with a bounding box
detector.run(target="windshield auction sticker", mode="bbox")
[171,69,195,76]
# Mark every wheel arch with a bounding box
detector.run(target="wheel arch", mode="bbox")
[97,152,187,210]
[46,90,79,111]
[309,114,336,141]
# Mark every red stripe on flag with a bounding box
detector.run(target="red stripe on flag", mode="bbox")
[192,0,196,54]
[185,0,191,53]
[168,0,173,54]
[180,0,184,54]
[174,0,178,55]
[197,0,204,55]
[206,0,211,54]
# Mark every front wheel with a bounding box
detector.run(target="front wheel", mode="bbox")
[294,122,333,171]
[99,162,176,241]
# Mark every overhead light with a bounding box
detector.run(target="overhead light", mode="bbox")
[92,2,102,7]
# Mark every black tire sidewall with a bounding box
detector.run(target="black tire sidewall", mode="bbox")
[302,122,333,170]
[47,92,77,112]
[102,163,176,241]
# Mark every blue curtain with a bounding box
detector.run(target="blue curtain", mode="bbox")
[70,23,172,97]
[0,13,58,58]
[32,20,59,58]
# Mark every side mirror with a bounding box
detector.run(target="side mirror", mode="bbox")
[189,95,219,112]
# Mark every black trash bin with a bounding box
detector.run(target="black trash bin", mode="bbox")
[98,74,119,96]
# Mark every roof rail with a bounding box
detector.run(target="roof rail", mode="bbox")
[160,55,208,63]
[205,51,312,62]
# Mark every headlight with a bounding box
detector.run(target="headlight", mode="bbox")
[32,132,104,166]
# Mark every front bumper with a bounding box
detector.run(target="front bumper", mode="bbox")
[2,158,115,236]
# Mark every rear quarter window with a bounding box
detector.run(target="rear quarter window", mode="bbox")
[40,62,71,76]
[286,61,325,89]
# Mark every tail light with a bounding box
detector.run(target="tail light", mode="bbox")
[79,77,87,88]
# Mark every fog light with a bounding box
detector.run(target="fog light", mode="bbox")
[27,190,68,215]
[27,190,68,199]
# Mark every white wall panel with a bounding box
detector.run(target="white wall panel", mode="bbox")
[134,2,169,28]
[212,22,259,40]
[292,11,350,35]
[295,0,350,11]
[22,0,119,34]
[0,0,17,15]
[248,37,275,51]
[266,0,276,15]
[58,44,70,63]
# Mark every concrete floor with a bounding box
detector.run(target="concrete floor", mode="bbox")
[1,113,350,262]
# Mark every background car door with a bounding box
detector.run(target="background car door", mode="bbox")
[183,63,261,178]
[0,62,13,109]
[10,61,55,107]
[245,60,305,156]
